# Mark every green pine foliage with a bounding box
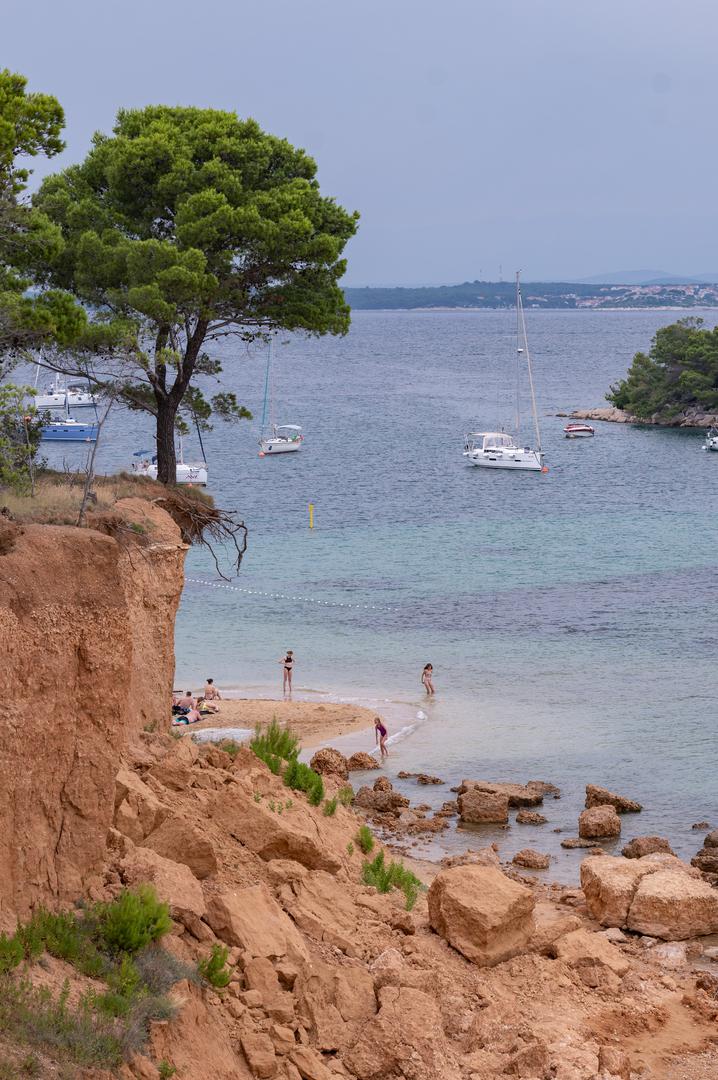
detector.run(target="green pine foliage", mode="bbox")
[93,886,172,955]
[608,317,718,418]
[198,944,231,989]
[361,852,424,911]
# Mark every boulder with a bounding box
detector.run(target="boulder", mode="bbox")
[149,980,251,1079]
[354,786,409,815]
[561,837,601,849]
[692,830,718,875]
[628,869,718,939]
[581,853,718,939]
[142,816,218,879]
[585,784,642,813]
[513,849,550,870]
[346,752,380,771]
[205,883,309,963]
[118,846,206,934]
[458,788,509,825]
[550,927,630,981]
[283,870,362,956]
[114,767,169,843]
[293,959,377,1053]
[309,747,349,781]
[289,1046,336,1080]
[240,1031,277,1079]
[372,776,392,793]
[578,805,621,839]
[505,1038,551,1078]
[428,864,535,966]
[148,737,199,792]
[440,846,500,869]
[459,780,543,807]
[211,787,342,872]
[622,835,674,860]
[516,810,548,825]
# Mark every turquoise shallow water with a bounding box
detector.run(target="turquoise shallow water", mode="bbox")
[35,309,718,879]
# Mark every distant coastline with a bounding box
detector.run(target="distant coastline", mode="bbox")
[344,280,718,311]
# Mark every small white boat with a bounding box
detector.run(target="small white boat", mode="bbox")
[131,439,208,485]
[703,428,718,451]
[564,423,595,439]
[259,424,304,455]
[463,272,547,473]
[34,372,97,411]
[258,340,303,457]
[464,431,543,470]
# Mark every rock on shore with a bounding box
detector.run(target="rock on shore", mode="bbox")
[568,406,718,428]
[579,805,621,839]
[585,784,642,813]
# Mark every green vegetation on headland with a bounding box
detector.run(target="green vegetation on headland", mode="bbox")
[607,318,718,419]
[344,280,718,310]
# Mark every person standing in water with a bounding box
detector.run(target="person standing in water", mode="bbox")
[374,715,389,759]
[421,663,435,696]
[279,650,294,695]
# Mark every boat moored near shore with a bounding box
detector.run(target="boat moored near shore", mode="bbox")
[564,422,595,438]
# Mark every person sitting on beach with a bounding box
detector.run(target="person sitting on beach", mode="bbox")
[421,663,435,697]
[176,690,196,712]
[374,716,389,759]
[204,678,222,701]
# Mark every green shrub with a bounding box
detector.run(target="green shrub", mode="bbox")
[338,785,354,807]
[133,945,197,994]
[346,842,354,857]
[356,824,374,855]
[220,740,240,759]
[94,886,172,955]
[361,852,424,910]
[283,758,324,805]
[323,797,338,817]
[253,791,262,803]
[198,944,231,989]
[0,932,23,974]
[20,910,105,978]
[158,1063,177,1080]
[251,719,299,770]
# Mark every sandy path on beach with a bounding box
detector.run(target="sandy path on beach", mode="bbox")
[185,697,377,749]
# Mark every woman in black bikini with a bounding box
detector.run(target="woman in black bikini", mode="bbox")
[279,650,294,695]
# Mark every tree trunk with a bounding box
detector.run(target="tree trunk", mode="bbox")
[156,397,178,484]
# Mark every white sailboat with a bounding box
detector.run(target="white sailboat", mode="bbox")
[131,435,208,485]
[463,271,547,472]
[258,339,303,456]
[703,428,718,451]
[34,370,97,411]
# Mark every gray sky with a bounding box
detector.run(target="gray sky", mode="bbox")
[6,0,718,284]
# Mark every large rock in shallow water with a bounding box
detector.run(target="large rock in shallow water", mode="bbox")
[309,747,349,781]
[428,865,535,966]
[458,788,509,824]
[585,784,642,813]
[581,853,718,939]
[579,804,621,839]
[347,752,380,771]
[622,835,673,859]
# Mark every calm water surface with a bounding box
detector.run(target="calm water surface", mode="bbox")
[38,310,718,879]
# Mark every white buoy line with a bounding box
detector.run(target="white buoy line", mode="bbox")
[185,577,400,613]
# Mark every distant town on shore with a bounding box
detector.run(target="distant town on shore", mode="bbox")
[344,279,718,310]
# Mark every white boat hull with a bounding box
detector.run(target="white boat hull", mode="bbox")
[704,439,718,451]
[133,462,208,485]
[259,438,302,454]
[464,448,543,471]
[36,393,97,411]
[564,430,594,439]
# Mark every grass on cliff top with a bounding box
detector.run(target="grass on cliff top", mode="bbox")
[1,469,212,527]
[0,885,195,1070]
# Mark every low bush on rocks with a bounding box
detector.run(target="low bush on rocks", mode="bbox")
[283,758,325,806]
[0,886,189,1070]
[323,797,339,817]
[357,824,375,854]
[362,851,425,910]
[198,944,232,989]
[251,720,325,805]
[338,785,355,807]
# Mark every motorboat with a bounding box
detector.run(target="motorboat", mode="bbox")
[259,424,304,455]
[463,271,547,473]
[131,441,208,486]
[41,416,98,441]
[702,427,718,451]
[464,431,543,470]
[34,372,97,411]
[258,340,304,456]
[564,422,595,438]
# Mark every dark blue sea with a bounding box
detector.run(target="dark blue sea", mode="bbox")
[36,309,718,878]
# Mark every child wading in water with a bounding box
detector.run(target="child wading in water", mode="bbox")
[374,716,389,759]
[421,663,435,696]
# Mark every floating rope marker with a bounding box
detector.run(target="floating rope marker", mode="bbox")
[185,577,399,613]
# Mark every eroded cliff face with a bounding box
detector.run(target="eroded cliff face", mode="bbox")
[0,498,186,925]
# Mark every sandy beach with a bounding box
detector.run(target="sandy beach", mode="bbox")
[186,696,378,749]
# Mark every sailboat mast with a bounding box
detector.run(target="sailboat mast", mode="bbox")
[516,271,542,453]
[515,273,522,440]
[260,339,272,438]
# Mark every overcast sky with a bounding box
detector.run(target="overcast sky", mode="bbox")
[6,0,718,284]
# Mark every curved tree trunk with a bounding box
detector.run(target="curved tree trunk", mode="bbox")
[156,397,178,484]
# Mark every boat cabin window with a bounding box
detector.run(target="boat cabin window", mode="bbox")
[483,434,513,450]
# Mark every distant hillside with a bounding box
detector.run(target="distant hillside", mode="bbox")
[344,280,718,310]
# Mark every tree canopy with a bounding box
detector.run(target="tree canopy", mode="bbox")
[607,318,718,419]
[0,69,86,363]
[33,105,359,481]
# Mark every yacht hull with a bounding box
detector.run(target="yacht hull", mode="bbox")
[260,439,302,454]
[133,462,208,485]
[465,449,543,471]
[41,422,98,442]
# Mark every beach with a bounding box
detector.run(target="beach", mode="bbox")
[186,695,378,749]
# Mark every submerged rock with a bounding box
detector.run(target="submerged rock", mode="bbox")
[459,780,544,807]
[346,752,380,771]
[516,809,548,826]
[585,784,642,813]
[512,849,550,870]
[622,835,674,860]
[458,788,509,824]
[579,805,621,839]
[561,837,601,849]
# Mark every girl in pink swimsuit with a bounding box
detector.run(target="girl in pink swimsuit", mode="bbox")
[374,716,389,759]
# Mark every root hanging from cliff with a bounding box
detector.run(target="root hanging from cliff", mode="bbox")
[154,490,247,578]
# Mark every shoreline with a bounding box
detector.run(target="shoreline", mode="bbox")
[563,405,718,428]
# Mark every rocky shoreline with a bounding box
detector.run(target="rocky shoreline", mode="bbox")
[561,406,718,428]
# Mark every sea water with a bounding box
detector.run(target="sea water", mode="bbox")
[37,309,718,879]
